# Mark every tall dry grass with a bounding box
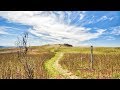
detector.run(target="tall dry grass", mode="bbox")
[0,52,54,79]
[59,48,120,79]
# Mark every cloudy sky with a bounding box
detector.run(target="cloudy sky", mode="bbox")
[0,11,120,47]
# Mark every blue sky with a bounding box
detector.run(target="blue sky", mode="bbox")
[0,11,120,47]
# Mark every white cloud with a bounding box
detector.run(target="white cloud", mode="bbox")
[0,11,106,46]
[0,26,20,35]
[0,26,10,34]
[79,11,86,20]
[110,26,120,35]
[97,16,114,22]
[104,36,116,40]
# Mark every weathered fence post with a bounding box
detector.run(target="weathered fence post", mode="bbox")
[90,46,93,69]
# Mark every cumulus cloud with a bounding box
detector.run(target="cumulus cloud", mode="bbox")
[0,11,106,46]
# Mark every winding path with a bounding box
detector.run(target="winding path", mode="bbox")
[45,52,80,79]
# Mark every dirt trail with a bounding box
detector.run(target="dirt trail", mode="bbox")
[53,52,80,79]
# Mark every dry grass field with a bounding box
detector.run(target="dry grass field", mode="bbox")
[0,45,120,79]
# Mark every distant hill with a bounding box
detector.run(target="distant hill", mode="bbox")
[0,46,5,48]
[0,46,15,48]
[41,44,73,48]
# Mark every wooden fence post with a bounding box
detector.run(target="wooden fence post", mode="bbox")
[90,46,93,69]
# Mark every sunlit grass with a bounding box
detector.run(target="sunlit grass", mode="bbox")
[59,47,120,79]
[44,52,63,78]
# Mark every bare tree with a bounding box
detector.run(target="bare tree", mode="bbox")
[22,32,28,56]
[15,32,34,79]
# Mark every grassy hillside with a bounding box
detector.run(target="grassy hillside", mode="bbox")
[0,45,120,79]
